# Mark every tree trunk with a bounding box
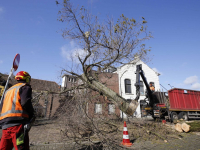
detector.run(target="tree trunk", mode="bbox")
[175,121,200,132]
[181,123,190,133]
[175,123,183,132]
[186,121,200,132]
[82,74,139,116]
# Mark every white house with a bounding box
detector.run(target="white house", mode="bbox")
[116,59,160,118]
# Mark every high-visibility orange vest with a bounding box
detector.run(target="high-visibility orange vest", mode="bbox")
[150,86,155,91]
[0,83,29,121]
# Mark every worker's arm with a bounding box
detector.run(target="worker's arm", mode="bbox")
[19,85,35,121]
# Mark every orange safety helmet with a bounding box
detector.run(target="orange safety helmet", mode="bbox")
[15,71,31,83]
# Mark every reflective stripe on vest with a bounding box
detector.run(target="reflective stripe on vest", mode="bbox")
[0,83,29,120]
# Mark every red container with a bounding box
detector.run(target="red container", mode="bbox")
[168,88,200,110]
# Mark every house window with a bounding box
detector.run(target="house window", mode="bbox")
[108,104,115,114]
[95,104,102,114]
[140,81,145,95]
[68,77,71,82]
[125,79,131,93]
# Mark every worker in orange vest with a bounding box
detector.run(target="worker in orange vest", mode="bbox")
[150,83,155,92]
[0,71,35,150]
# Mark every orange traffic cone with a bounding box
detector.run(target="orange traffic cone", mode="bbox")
[121,121,132,147]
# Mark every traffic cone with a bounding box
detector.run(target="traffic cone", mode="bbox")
[121,121,132,147]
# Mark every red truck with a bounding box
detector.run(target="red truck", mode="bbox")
[135,64,200,122]
[167,88,200,121]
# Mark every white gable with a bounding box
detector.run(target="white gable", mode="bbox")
[117,59,160,118]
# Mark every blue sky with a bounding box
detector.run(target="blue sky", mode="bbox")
[0,0,200,91]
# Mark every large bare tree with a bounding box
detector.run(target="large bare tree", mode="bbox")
[57,0,152,116]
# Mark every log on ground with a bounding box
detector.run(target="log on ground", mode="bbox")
[175,123,183,132]
[175,120,200,133]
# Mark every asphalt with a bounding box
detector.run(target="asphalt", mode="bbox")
[0,117,199,150]
[28,133,200,150]
[132,133,200,150]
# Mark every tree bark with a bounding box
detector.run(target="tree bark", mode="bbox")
[185,121,200,132]
[82,74,139,116]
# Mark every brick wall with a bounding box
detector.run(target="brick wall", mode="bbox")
[60,72,121,119]
[86,72,120,119]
